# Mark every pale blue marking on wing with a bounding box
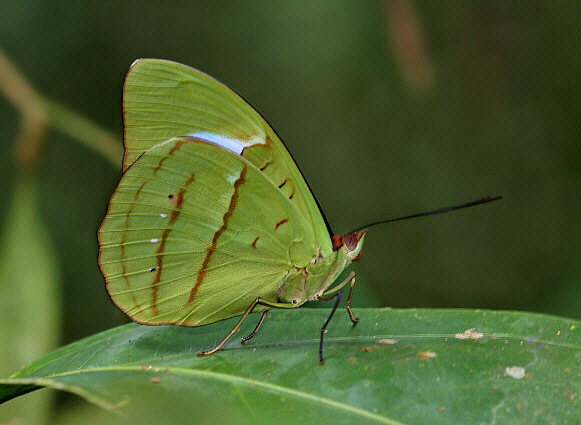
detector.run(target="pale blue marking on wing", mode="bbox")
[189,132,245,155]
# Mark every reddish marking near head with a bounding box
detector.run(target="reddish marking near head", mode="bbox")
[331,234,342,250]
[251,237,259,249]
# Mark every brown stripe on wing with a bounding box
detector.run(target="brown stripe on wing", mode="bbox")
[245,136,296,200]
[187,165,248,306]
[275,218,289,230]
[153,138,189,175]
[119,180,147,314]
[149,172,196,316]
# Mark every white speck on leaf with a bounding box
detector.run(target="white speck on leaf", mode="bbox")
[455,328,483,340]
[376,339,397,344]
[417,351,437,359]
[505,366,526,379]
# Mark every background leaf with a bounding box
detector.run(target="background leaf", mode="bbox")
[2,308,580,424]
[0,172,61,424]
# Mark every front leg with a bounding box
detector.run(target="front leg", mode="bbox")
[317,274,359,364]
[320,272,358,324]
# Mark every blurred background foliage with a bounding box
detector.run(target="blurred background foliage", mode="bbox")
[0,1,580,423]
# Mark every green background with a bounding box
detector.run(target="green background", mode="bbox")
[1,1,580,422]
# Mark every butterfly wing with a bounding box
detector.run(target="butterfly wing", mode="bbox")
[99,137,317,326]
[123,59,332,254]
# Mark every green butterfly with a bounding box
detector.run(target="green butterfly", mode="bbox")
[98,59,366,364]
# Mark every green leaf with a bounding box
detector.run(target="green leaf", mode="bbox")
[1,308,580,424]
[0,172,61,425]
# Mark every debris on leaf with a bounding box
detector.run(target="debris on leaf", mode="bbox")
[455,328,483,340]
[505,366,526,379]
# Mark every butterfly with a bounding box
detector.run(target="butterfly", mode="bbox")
[98,59,366,364]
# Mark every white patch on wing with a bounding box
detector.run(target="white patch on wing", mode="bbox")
[226,173,238,185]
[190,132,246,155]
[189,132,266,155]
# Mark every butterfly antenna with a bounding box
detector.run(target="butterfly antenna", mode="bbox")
[354,195,503,232]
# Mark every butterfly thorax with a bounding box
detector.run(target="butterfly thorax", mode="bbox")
[277,230,367,306]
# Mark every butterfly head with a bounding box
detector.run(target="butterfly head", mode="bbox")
[332,229,367,262]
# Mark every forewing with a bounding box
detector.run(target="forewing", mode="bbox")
[123,59,332,251]
[99,137,314,326]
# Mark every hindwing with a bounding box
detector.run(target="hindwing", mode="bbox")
[99,137,316,326]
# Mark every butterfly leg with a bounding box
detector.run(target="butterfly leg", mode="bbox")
[197,297,264,356]
[318,290,344,365]
[241,310,269,343]
[344,275,359,324]
[321,272,359,324]
[317,274,359,365]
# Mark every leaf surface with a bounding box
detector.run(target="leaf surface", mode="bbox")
[1,308,579,424]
